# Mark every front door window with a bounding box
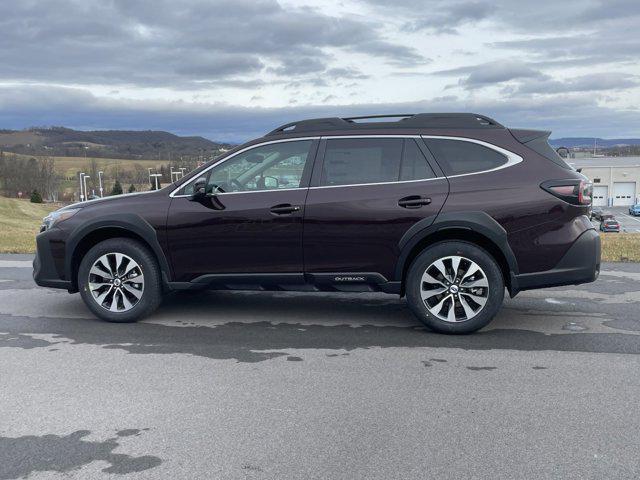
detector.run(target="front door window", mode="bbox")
[206,140,313,194]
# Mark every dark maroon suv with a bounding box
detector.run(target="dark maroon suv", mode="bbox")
[33,113,600,333]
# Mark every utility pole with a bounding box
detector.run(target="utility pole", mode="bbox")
[98,171,104,197]
[151,173,162,190]
[79,172,85,202]
[83,176,90,201]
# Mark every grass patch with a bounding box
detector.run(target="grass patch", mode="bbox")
[600,233,640,262]
[0,198,58,253]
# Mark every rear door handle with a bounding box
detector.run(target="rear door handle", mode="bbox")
[398,196,432,209]
[270,203,301,215]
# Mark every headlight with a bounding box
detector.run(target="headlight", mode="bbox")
[41,208,80,231]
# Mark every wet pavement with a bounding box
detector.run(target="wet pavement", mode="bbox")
[1,255,639,479]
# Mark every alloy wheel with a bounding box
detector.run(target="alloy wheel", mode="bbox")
[420,255,489,323]
[88,253,144,312]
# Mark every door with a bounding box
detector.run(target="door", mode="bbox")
[592,185,608,206]
[167,139,317,282]
[613,182,635,206]
[303,137,449,281]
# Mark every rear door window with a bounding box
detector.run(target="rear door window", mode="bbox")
[400,139,436,181]
[423,138,507,176]
[319,138,436,186]
[320,138,403,186]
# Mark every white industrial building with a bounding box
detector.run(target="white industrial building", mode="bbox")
[570,157,640,207]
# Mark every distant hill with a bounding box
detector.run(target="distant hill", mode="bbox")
[550,137,640,148]
[0,127,233,160]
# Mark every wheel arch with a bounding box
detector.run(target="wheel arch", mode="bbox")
[395,212,519,296]
[66,214,171,292]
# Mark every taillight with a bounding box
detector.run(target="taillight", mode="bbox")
[541,179,592,205]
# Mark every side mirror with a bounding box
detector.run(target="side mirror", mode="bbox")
[264,176,279,189]
[189,177,207,200]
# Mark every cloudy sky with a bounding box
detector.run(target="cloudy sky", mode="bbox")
[0,0,638,142]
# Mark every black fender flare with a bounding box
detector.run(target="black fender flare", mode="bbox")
[394,211,519,281]
[65,213,171,285]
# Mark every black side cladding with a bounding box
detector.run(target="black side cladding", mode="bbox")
[510,129,572,170]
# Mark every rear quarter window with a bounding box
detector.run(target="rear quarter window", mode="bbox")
[422,138,507,176]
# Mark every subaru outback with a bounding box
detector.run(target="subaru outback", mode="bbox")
[34,113,600,334]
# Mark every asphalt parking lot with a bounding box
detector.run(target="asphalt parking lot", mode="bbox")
[594,206,640,232]
[1,254,640,479]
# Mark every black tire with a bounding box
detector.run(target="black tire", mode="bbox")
[406,241,504,334]
[78,238,162,322]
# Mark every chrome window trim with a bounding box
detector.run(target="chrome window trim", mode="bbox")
[169,134,523,197]
[309,177,443,190]
[169,137,320,198]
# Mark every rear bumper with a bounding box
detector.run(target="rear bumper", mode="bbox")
[33,231,72,290]
[511,228,600,295]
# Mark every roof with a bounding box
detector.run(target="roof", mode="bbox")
[265,113,504,136]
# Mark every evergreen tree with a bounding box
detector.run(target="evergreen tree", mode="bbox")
[30,190,43,203]
[111,180,123,195]
[128,183,136,193]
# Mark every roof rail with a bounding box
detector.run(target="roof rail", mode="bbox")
[266,113,503,136]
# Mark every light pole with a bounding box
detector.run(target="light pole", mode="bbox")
[79,172,85,202]
[98,171,104,197]
[150,173,162,190]
[170,168,185,182]
[83,176,90,200]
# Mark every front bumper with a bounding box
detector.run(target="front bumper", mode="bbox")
[33,231,72,290]
[511,228,601,294]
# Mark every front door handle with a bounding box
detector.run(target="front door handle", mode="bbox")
[270,203,301,215]
[398,196,432,209]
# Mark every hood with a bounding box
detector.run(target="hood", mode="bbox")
[59,190,156,211]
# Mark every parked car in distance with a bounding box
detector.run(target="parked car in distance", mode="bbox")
[600,219,621,232]
[629,204,640,216]
[591,207,603,220]
[33,113,601,334]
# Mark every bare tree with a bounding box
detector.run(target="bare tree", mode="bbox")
[39,156,60,201]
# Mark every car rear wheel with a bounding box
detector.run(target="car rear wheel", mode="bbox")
[406,241,504,334]
[78,238,162,323]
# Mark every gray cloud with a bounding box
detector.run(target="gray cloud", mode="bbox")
[492,28,640,67]
[510,73,640,95]
[362,0,639,66]
[325,68,370,80]
[0,0,424,89]
[405,1,496,33]
[435,60,548,89]
[270,57,329,76]
[358,0,495,34]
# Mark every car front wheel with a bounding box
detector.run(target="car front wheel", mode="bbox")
[78,238,162,322]
[406,241,504,334]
